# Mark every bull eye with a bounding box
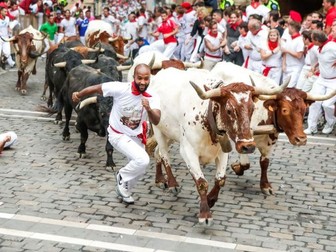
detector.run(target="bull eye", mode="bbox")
[282,108,288,114]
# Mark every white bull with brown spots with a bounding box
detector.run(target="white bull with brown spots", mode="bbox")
[148,68,289,225]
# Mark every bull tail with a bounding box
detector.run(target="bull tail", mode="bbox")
[145,123,157,156]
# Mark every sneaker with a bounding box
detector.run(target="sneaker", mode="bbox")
[304,127,318,135]
[122,195,134,204]
[115,172,131,197]
[322,123,335,134]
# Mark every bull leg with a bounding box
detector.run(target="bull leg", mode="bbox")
[231,154,250,176]
[154,147,168,189]
[257,136,274,195]
[194,177,212,226]
[207,153,228,208]
[161,157,180,194]
[62,102,73,141]
[16,70,22,91]
[77,122,88,158]
[20,72,30,95]
[41,82,48,101]
[105,136,116,170]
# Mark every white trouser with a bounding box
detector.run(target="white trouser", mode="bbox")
[190,35,203,63]
[173,36,185,60]
[307,77,336,130]
[181,36,194,61]
[283,65,304,88]
[163,42,177,59]
[79,36,85,45]
[203,57,221,70]
[248,58,263,74]
[0,131,17,149]
[263,66,282,85]
[108,128,150,190]
[296,65,317,92]
[150,39,165,53]
[0,40,15,66]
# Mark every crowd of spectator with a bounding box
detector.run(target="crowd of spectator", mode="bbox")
[0,0,334,134]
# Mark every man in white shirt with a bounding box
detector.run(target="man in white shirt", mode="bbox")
[0,7,15,69]
[246,0,270,23]
[304,30,336,135]
[59,9,78,41]
[137,8,148,40]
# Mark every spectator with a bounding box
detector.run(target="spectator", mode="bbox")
[180,2,196,61]
[203,20,226,70]
[311,11,323,22]
[301,13,313,31]
[262,0,280,13]
[281,21,305,87]
[260,28,282,84]
[246,0,270,23]
[218,0,234,11]
[137,8,148,41]
[59,9,78,42]
[323,0,336,34]
[269,10,284,36]
[212,9,227,34]
[173,5,186,60]
[304,30,336,135]
[39,14,58,54]
[296,30,318,92]
[0,6,16,69]
[237,21,251,68]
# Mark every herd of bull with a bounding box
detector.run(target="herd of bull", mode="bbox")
[8,20,336,226]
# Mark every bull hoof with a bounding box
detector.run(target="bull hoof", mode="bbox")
[231,163,245,176]
[54,120,62,125]
[15,87,20,91]
[199,217,213,226]
[155,181,168,190]
[40,95,47,101]
[261,187,274,196]
[21,89,27,95]
[77,152,86,158]
[105,164,116,172]
[62,135,70,141]
[168,186,181,196]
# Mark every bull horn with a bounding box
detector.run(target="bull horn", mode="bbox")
[148,54,155,69]
[81,59,96,64]
[254,76,290,95]
[77,96,98,110]
[117,65,132,71]
[100,48,105,52]
[53,61,67,67]
[183,60,203,68]
[249,76,256,87]
[189,81,221,100]
[257,94,277,100]
[108,36,118,42]
[87,47,100,52]
[29,50,45,58]
[1,36,16,42]
[116,53,128,59]
[306,89,336,101]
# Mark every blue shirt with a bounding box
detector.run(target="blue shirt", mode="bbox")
[77,18,89,37]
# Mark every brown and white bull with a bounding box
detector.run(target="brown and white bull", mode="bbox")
[127,51,202,82]
[210,62,336,195]
[148,68,288,224]
[4,25,45,94]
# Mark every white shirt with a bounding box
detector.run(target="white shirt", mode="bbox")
[217,18,227,34]
[318,41,336,79]
[305,44,318,67]
[204,32,223,61]
[102,82,160,136]
[0,16,10,37]
[137,15,148,39]
[261,41,282,67]
[283,35,305,68]
[248,29,268,61]
[124,21,138,40]
[183,10,196,35]
[238,35,251,61]
[246,4,270,23]
[60,17,77,36]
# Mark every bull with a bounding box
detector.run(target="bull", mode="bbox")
[148,68,288,224]
[58,64,119,169]
[2,25,46,95]
[127,51,202,82]
[210,62,336,195]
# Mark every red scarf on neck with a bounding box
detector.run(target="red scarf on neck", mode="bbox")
[131,82,151,97]
[268,41,278,51]
[251,2,260,8]
[208,31,218,38]
[318,40,330,53]
[230,21,240,31]
[307,43,314,51]
[291,33,300,40]
[185,8,193,14]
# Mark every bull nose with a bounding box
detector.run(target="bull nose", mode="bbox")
[295,137,307,146]
[241,144,256,154]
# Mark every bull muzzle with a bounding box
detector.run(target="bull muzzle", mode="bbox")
[236,141,256,154]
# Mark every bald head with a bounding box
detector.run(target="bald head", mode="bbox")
[134,63,151,76]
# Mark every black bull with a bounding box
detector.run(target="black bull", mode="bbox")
[59,64,119,169]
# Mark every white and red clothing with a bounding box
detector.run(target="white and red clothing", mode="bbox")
[247,28,268,74]
[181,9,196,61]
[238,33,251,68]
[137,14,148,40]
[0,15,15,67]
[60,17,77,37]
[217,18,227,34]
[103,81,160,190]
[246,2,270,23]
[282,33,305,87]
[307,40,336,131]
[296,43,319,91]
[261,40,282,85]
[153,19,178,58]
[203,31,223,70]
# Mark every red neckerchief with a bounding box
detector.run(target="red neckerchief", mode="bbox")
[241,33,248,37]
[140,14,146,17]
[177,14,183,19]
[185,8,193,14]
[208,31,218,38]
[230,21,240,31]
[307,43,314,51]
[318,40,330,53]
[291,33,300,40]
[130,19,136,23]
[0,15,5,20]
[268,41,278,51]
[131,82,152,97]
[251,2,260,8]
[252,28,262,35]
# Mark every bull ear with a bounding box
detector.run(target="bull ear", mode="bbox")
[263,100,277,112]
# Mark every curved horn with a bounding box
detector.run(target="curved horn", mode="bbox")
[32,32,48,41]
[117,65,132,71]
[116,53,128,59]
[108,36,118,42]
[81,59,96,64]
[254,76,290,95]
[189,81,221,100]
[77,96,98,110]
[249,76,256,87]
[148,54,156,69]
[257,94,277,100]
[29,50,45,58]
[53,61,67,67]
[1,36,16,42]
[183,60,203,68]
[306,89,336,101]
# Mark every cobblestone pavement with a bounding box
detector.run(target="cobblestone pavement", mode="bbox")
[0,59,335,252]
